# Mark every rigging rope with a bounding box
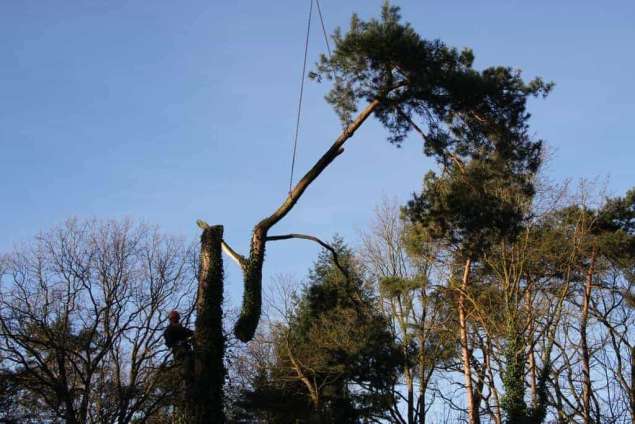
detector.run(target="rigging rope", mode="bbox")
[288,0,313,194]
[315,0,332,57]
[288,0,332,194]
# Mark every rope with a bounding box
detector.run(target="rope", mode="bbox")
[289,0,314,194]
[288,0,332,194]
[315,0,332,57]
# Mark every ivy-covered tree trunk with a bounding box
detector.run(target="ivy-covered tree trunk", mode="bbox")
[501,331,528,423]
[186,224,226,423]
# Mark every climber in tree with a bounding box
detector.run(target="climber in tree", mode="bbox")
[164,310,194,362]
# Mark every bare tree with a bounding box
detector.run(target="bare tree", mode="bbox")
[359,199,453,424]
[0,219,196,424]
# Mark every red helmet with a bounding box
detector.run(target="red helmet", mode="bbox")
[168,310,180,322]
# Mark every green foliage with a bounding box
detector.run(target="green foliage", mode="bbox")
[379,275,426,299]
[292,240,400,416]
[405,161,533,257]
[501,332,529,424]
[313,1,551,166]
[241,239,401,422]
[470,188,635,424]
[309,6,547,261]
[312,2,552,258]
[555,189,635,269]
[596,189,635,268]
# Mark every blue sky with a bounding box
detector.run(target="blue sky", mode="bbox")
[1,0,634,306]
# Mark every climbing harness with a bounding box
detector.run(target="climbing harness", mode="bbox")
[288,0,332,194]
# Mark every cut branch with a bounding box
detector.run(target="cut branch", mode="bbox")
[221,240,246,269]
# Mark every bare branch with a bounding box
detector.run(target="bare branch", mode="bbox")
[266,233,349,281]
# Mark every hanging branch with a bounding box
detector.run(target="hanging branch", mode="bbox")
[216,98,381,342]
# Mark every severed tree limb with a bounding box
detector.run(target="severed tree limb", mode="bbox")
[228,98,382,342]
[266,233,350,281]
[221,241,247,269]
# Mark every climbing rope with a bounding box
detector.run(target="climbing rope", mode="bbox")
[288,0,332,194]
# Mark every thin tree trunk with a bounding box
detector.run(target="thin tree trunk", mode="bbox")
[527,301,538,408]
[186,224,226,423]
[581,247,596,424]
[484,337,502,424]
[286,337,320,411]
[417,383,426,424]
[416,286,431,424]
[406,370,414,423]
[459,258,479,424]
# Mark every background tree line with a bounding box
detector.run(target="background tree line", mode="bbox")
[225,182,635,424]
[1,183,633,423]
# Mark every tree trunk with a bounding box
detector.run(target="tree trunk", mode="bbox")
[581,247,596,424]
[286,337,321,411]
[405,370,414,423]
[459,258,479,424]
[417,385,426,424]
[526,290,538,408]
[484,337,502,424]
[501,331,528,423]
[417,330,430,424]
[186,224,226,423]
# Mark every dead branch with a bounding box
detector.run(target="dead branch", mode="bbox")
[266,233,350,281]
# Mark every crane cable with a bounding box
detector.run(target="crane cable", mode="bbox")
[288,0,331,194]
[315,0,332,57]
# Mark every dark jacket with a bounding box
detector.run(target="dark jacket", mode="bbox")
[163,323,194,349]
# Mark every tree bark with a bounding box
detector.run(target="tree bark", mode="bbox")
[459,258,479,424]
[405,370,414,424]
[285,337,321,411]
[581,247,596,424]
[417,382,426,424]
[186,224,226,423]
[484,337,502,424]
[416,337,430,424]
[527,290,538,408]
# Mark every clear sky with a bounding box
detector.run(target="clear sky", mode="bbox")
[1,0,634,306]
